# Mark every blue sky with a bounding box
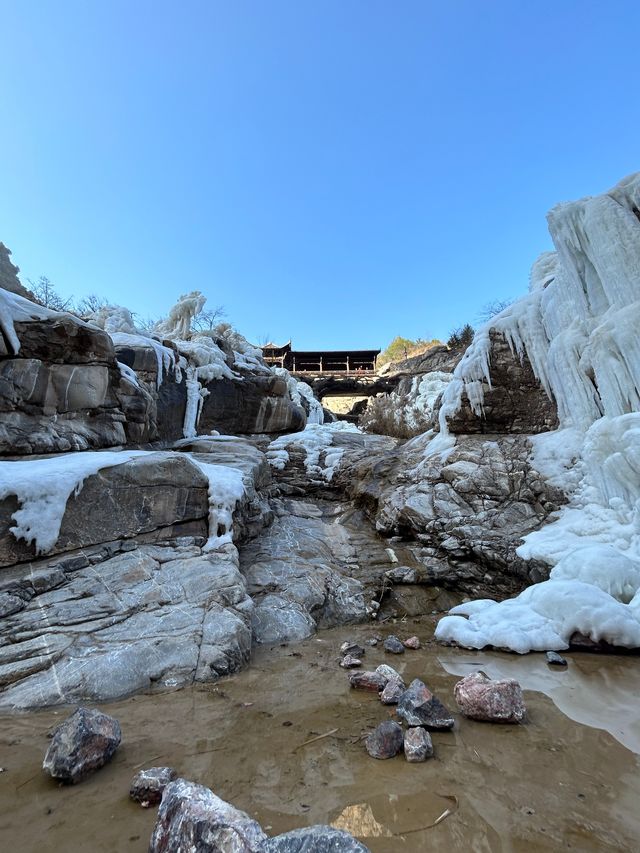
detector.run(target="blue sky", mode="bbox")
[1,1,639,349]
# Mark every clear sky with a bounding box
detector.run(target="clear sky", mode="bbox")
[1,1,639,349]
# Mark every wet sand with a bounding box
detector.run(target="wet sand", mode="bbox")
[1,619,639,852]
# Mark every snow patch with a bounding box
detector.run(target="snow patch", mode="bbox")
[272,367,324,424]
[0,288,79,355]
[0,450,151,554]
[266,422,361,481]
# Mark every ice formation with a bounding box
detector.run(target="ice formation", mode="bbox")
[436,173,640,652]
[0,450,150,553]
[0,288,75,354]
[154,291,207,340]
[186,457,246,550]
[266,422,361,481]
[272,367,324,425]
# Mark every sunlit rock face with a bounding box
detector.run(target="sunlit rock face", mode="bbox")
[0,296,154,455]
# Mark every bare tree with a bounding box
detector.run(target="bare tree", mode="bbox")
[75,293,109,315]
[27,276,74,311]
[190,305,226,333]
[477,298,514,323]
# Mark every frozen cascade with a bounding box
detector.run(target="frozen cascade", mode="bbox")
[436,172,640,652]
[272,367,324,425]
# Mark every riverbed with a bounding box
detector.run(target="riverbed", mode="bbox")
[2,619,639,852]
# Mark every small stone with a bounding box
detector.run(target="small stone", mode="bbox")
[383,636,405,655]
[366,638,378,647]
[454,672,526,723]
[375,664,404,685]
[365,720,404,759]
[42,707,121,784]
[397,679,455,729]
[403,636,421,650]
[348,671,388,692]
[404,727,433,762]
[380,679,404,705]
[130,766,178,805]
[546,651,568,666]
[340,642,365,658]
[340,654,362,669]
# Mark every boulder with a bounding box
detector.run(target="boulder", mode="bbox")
[0,453,210,567]
[365,720,404,759]
[0,545,254,710]
[396,679,455,729]
[149,778,267,852]
[42,707,121,783]
[199,375,306,436]
[130,766,178,805]
[453,672,526,723]
[403,727,433,762]
[262,825,371,851]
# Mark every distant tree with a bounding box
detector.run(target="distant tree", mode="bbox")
[477,298,514,323]
[447,323,475,349]
[27,276,74,311]
[378,336,442,366]
[190,305,226,333]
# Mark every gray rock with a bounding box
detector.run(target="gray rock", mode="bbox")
[340,654,362,669]
[365,720,404,759]
[340,642,365,657]
[42,707,121,783]
[380,679,404,705]
[130,766,177,805]
[546,651,568,666]
[403,727,433,762]
[262,825,371,851]
[397,679,455,730]
[375,664,404,685]
[383,636,405,655]
[149,778,267,852]
[0,547,254,710]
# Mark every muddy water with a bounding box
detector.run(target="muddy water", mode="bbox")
[2,620,640,852]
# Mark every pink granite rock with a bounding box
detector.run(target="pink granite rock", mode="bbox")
[403,636,421,650]
[454,672,526,723]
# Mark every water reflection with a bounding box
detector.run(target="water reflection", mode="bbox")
[437,650,640,754]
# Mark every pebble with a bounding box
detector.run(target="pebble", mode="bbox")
[340,655,362,669]
[403,636,421,650]
[130,767,178,806]
[340,642,365,658]
[546,651,568,666]
[383,636,405,655]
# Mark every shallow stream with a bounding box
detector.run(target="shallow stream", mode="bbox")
[2,619,640,851]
